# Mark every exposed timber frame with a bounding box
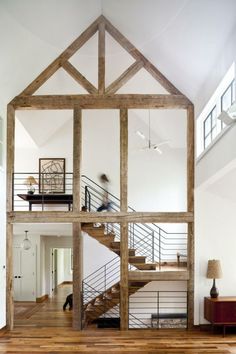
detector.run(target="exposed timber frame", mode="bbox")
[6,15,194,331]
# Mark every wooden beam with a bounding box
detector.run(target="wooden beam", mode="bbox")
[11,94,191,110]
[120,109,128,330]
[8,211,194,224]
[129,270,189,282]
[72,108,82,329]
[187,222,194,329]
[6,222,14,330]
[7,105,15,212]
[73,108,82,212]
[6,104,15,330]
[62,62,98,94]
[19,17,99,96]
[98,21,105,94]
[187,104,194,329]
[120,109,128,212]
[187,105,194,212]
[105,61,143,95]
[103,15,184,96]
[72,223,83,330]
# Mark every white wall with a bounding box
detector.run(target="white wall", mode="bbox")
[195,25,236,116]
[0,170,6,328]
[195,189,236,324]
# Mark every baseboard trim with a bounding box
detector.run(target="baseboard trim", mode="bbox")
[61,281,73,285]
[36,294,49,303]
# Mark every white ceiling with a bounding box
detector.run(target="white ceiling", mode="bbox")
[2,0,236,236]
[1,0,236,106]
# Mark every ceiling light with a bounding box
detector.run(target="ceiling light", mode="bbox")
[217,110,236,126]
[136,130,145,139]
[153,145,163,154]
[21,230,32,250]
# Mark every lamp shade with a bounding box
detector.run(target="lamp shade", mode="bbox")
[206,259,222,279]
[24,176,38,186]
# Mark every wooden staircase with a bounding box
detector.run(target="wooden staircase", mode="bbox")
[82,223,157,270]
[82,223,156,326]
[84,281,147,325]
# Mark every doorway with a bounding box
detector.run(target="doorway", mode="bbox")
[13,245,36,301]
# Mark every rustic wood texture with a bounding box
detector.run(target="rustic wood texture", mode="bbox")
[105,61,143,94]
[62,61,98,94]
[187,105,194,329]
[8,211,194,224]
[11,94,191,110]
[72,108,82,329]
[120,109,128,330]
[6,104,15,212]
[6,104,15,330]
[187,222,194,329]
[7,15,195,331]
[1,326,236,353]
[19,17,99,96]
[72,223,82,330]
[73,108,82,212]
[187,104,194,212]
[103,16,184,96]
[129,270,189,281]
[1,285,233,353]
[98,21,105,94]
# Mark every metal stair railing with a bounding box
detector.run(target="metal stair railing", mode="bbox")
[81,174,187,266]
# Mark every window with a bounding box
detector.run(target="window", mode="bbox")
[203,106,217,149]
[221,80,235,111]
[197,63,235,157]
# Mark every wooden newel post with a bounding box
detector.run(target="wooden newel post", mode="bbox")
[120,108,129,330]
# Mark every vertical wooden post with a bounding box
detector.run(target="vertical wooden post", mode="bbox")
[187,104,194,329]
[72,107,82,329]
[120,108,129,330]
[6,104,15,330]
[98,21,105,94]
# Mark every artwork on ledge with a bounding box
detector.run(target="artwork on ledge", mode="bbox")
[39,158,65,194]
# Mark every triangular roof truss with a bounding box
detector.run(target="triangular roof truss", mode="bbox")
[10,15,192,109]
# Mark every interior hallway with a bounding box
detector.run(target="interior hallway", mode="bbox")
[14,283,73,328]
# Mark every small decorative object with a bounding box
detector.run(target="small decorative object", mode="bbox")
[39,158,65,194]
[25,176,38,194]
[21,230,31,250]
[206,259,222,298]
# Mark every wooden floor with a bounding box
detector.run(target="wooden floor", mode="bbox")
[1,284,236,353]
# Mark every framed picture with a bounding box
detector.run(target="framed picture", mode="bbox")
[39,158,65,193]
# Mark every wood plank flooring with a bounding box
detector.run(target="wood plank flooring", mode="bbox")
[1,284,236,353]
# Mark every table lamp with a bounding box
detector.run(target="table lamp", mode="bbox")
[25,176,38,194]
[206,259,222,298]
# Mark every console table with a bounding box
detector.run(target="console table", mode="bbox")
[17,193,73,211]
[204,296,236,336]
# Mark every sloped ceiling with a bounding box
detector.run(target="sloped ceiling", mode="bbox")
[1,0,236,110]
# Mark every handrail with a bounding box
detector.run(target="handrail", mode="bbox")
[81,174,187,265]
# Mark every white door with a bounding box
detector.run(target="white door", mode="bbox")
[13,245,36,301]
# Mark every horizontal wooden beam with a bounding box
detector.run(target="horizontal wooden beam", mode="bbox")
[8,211,193,224]
[11,94,191,110]
[129,270,189,281]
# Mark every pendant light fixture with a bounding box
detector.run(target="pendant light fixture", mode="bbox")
[21,230,32,250]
